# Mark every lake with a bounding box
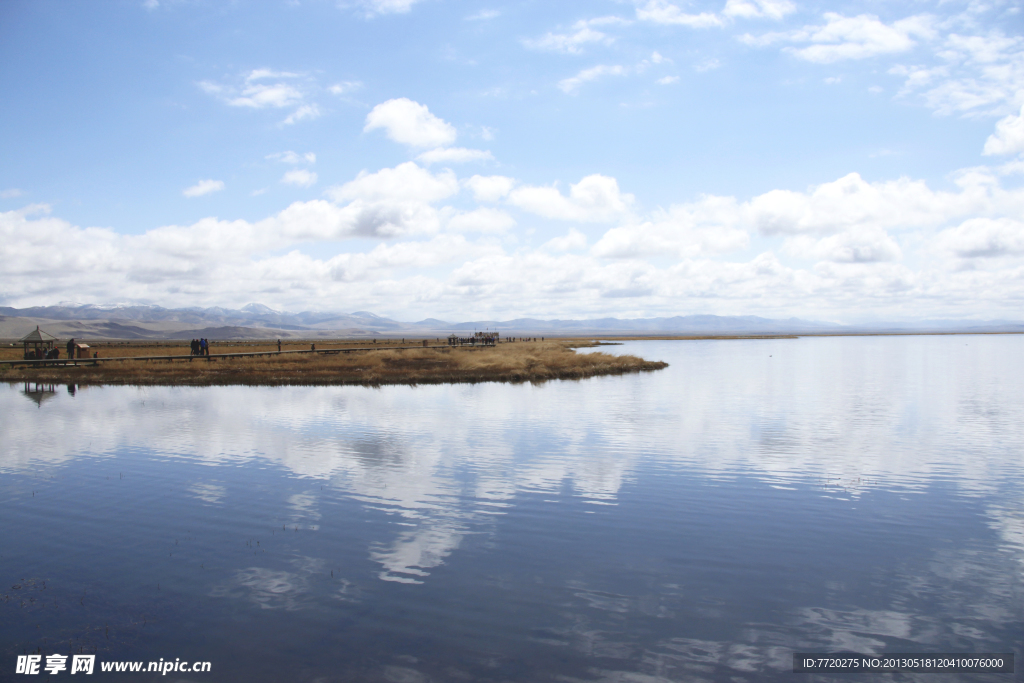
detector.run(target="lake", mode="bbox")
[2,335,1022,682]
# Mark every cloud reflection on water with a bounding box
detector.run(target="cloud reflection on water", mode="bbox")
[2,336,1023,680]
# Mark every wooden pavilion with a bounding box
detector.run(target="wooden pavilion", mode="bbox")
[19,326,59,360]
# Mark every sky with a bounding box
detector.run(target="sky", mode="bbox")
[1,0,1022,323]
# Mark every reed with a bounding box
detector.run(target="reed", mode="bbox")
[0,341,667,387]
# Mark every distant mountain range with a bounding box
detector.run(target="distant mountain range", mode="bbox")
[1,303,1022,340]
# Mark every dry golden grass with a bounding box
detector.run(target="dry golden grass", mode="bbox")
[0,338,442,361]
[0,341,667,387]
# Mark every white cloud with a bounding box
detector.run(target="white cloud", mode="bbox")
[464,175,516,202]
[723,0,794,21]
[328,162,459,204]
[742,13,935,63]
[281,170,318,188]
[523,18,622,54]
[416,147,495,165]
[445,207,516,234]
[657,75,680,85]
[592,198,749,258]
[328,81,363,95]
[246,69,301,81]
[542,228,588,252]
[751,172,956,235]
[282,104,321,125]
[983,105,1024,155]
[183,180,225,198]
[198,69,325,126]
[7,156,1024,320]
[935,217,1024,258]
[636,51,672,73]
[559,52,672,92]
[783,227,902,263]
[694,58,720,72]
[267,151,316,164]
[1,188,24,199]
[364,98,458,148]
[636,0,723,28]
[358,0,423,16]
[235,83,301,109]
[558,64,628,94]
[508,174,634,222]
[465,9,499,21]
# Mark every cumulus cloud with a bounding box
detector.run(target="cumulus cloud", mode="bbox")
[281,170,318,188]
[542,228,588,252]
[445,207,516,234]
[183,180,225,198]
[984,105,1024,155]
[364,98,458,148]
[416,147,495,165]
[592,198,749,258]
[6,162,1024,321]
[594,167,1024,266]
[783,227,903,263]
[936,217,1024,258]
[508,174,634,222]
[464,175,516,202]
[746,171,992,235]
[1,188,24,199]
[328,162,459,204]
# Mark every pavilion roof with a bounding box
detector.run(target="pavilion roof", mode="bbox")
[18,326,59,343]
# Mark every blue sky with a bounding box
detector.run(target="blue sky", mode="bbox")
[1,0,1022,322]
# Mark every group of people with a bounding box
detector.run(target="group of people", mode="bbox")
[190,338,210,356]
[26,347,61,360]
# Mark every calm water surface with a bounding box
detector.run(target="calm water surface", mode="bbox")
[2,336,1023,682]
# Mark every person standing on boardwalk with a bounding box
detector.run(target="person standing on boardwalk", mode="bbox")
[67,338,75,359]
[277,339,282,353]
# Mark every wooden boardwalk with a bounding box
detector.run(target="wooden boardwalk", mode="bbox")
[0,344,456,369]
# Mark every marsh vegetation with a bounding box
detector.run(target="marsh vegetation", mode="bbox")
[0,339,667,387]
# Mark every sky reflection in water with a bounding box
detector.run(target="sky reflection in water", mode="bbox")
[2,336,1022,682]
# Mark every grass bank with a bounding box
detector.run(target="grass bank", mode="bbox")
[0,340,667,387]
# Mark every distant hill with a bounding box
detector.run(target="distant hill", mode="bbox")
[1,303,1021,340]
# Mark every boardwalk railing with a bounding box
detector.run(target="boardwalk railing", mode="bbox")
[0,343,490,369]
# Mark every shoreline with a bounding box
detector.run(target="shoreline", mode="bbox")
[0,340,668,387]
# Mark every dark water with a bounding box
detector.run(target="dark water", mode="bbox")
[2,336,1022,682]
